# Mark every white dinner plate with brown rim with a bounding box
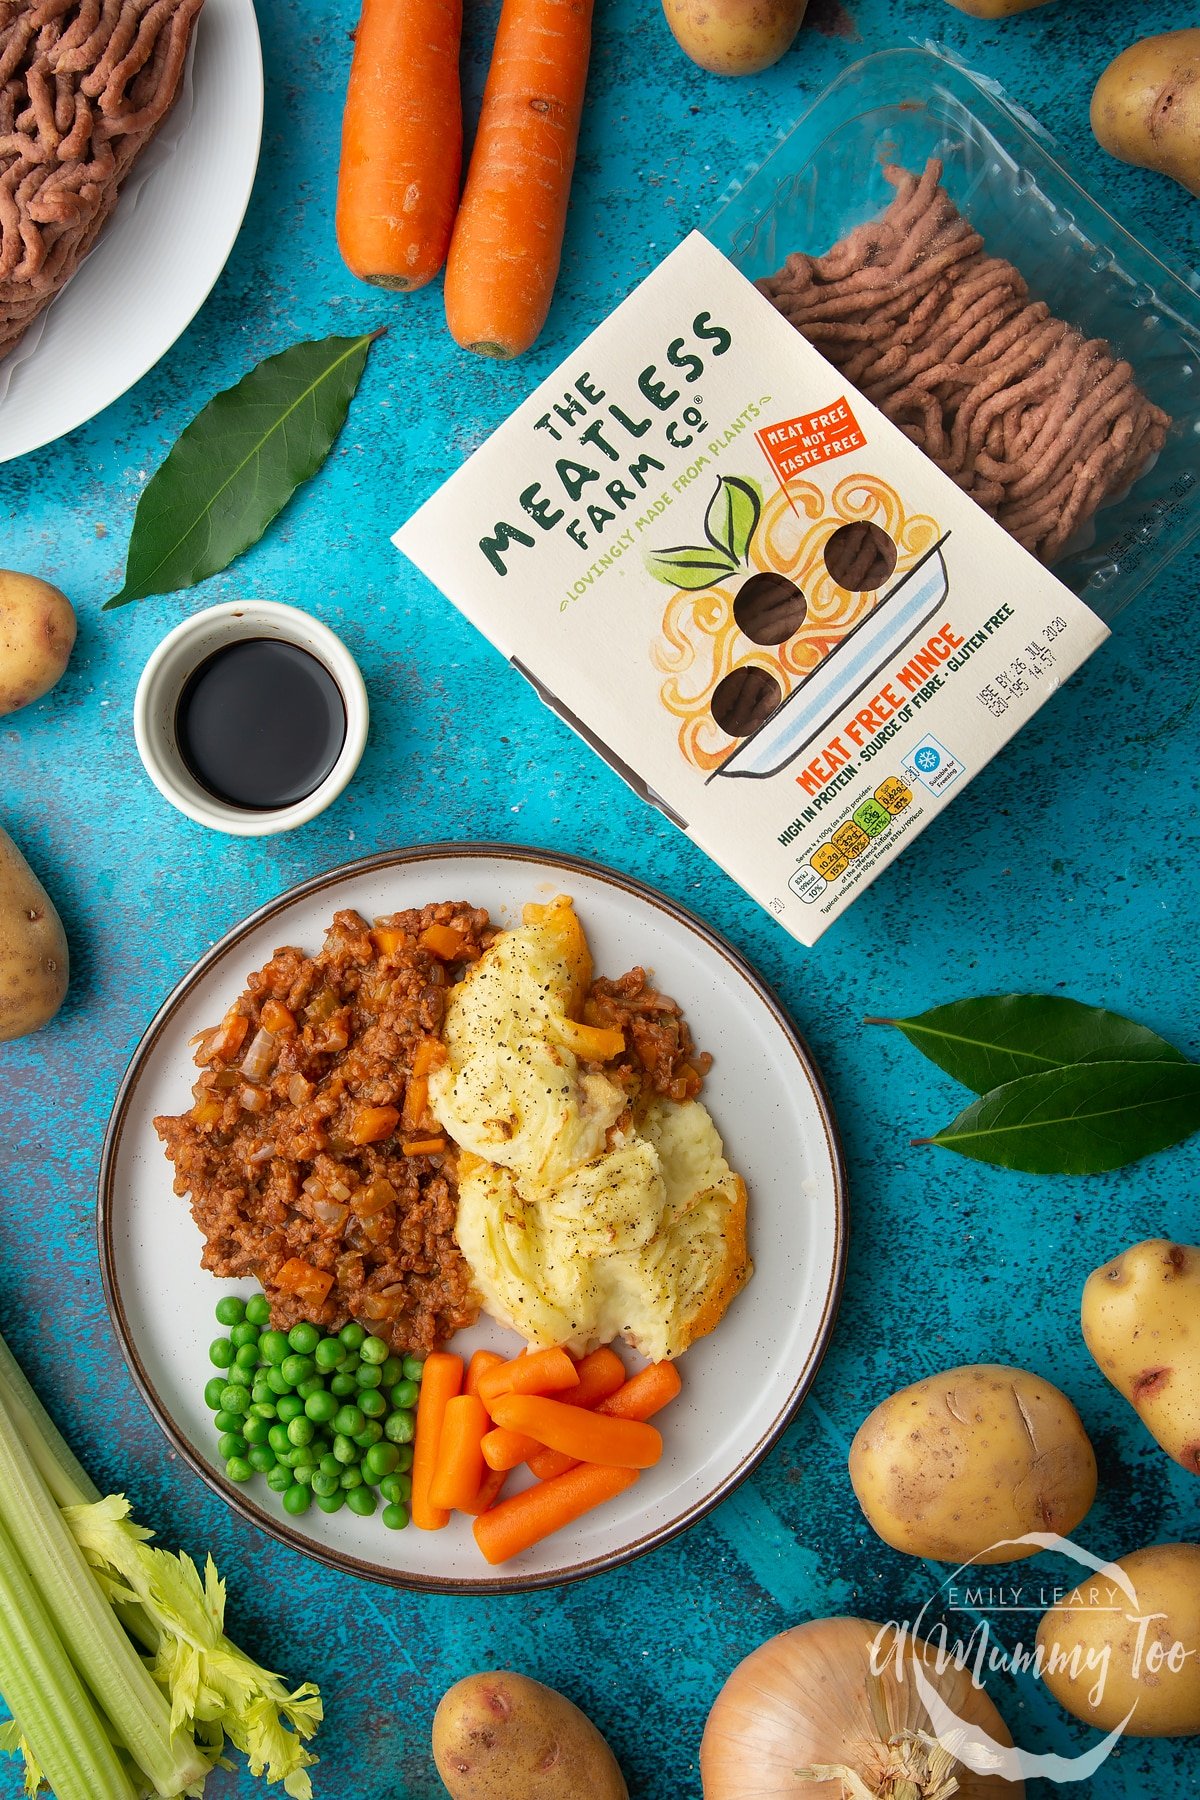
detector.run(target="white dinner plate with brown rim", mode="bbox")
[99,845,847,1592]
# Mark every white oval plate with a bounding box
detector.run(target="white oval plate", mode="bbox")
[99,847,846,1592]
[0,0,263,464]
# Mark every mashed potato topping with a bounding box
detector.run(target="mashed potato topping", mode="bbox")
[430,897,751,1360]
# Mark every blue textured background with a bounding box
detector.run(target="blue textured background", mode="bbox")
[2,0,1199,1794]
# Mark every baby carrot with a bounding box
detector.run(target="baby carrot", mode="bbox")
[478,1347,578,1407]
[461,1464,509,1517]
[483,1345,625,1468]
[411,1351,463,1531]
[429,1394,489,1512]
[465,1349,507,1400]
[336,0,464,291]
[443,0,594,358]
[529,1359,681,1480]
[473,1462,639,1564]
[482,1426,541,1472]
[490,1393,662,1469]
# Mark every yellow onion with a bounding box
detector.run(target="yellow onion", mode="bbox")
[700,1618,1023,1800]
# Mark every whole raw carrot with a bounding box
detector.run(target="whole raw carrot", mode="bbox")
[411,1351,463,1531]
[336,0,464,291]
[491,1393,662,1468]
[529,1359,681,1480]
[478,1346,578,1407]
[443,0,594,357]
[473,1463,639,1564]
[429,1393,489,1512]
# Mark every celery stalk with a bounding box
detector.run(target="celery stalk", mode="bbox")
[0,1382,209,1799]
[0,1507,138,1800]
[0,1330,99,1508]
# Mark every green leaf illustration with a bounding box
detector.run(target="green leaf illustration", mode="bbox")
[868,994,1188,1095]
[644,544,739,590]
[106,330,382,608]
[913,1060,1200,1174]
[704,475,762,564]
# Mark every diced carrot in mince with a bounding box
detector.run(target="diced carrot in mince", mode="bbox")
[418,922,468,960]
[273,1258,334,1305]
[346,1104,401,1145]
[259,999,296,1034]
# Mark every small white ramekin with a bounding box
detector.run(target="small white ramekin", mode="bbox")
[133,600,369,837]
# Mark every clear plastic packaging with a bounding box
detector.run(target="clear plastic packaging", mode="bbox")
[704,46,1200,623]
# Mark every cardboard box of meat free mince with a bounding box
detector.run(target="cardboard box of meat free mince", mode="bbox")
[393,233,1108,947]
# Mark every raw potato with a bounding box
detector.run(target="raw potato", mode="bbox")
[661,0,808,78]
[849,1364,1097,1564]
[1036,1543,1200,1736]
[432,1671,628,1800]
[1082,1238,1200,1474]
[0,826,68,1042]
[0,570,76,718]
[1091,30,1200,198]
[943,0,1053,15]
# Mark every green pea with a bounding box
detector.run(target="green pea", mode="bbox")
[249,1400,277,1421]
[333,1404,365,1438]
[276,1446,300,1468]
[245,1294,272,1327]
[380,1356,404,1387]
[339,1466,364,1491]
[316,1490,345,1514]
[296,1375,325,1400]
[204,1377,227,1411]
[332,1434,358,1465]
[281,1354,314,1388]
[311,1436,333,1460]
[266,1366,292,1396]
[304,1389,338,1424]
[219,1385,249,1417]
[401,1355,425,1383]
[282,1484,311,1516]
[224,1363,253,1389]
[260,1331,290,1366]
[288,1322,320,1355]
[266,1464,292,1493]
[230,1321,259,1350]
[364,1442,399,1480]
[235,1342,260,1372]
[339,1321,366,1351]
[268,1423,292,1455]
[381,1502,409,1531]
[359,1335,389,1366]
[388,1380,420,1411]
[311,1471,340,1498]
[330,1371,357,1397]
[314,1337,344,1372]
[251,1379,274,1406]
[355,1363,383,1389]
[292,1462,316,1487]
[287,1416,315,1448]
[276,1394,304,1423]
[358,1389,387,1419]
[379,1472,413,1506]
[226,1457,253,1483]
[215,1295,246,1327]
[354,1421,383,1449]
[320,1453,341,1478]
[346,1485,377,1517]
[217,1431,246,1460]
[247,1445,277,1474]
[242,1415,271,1446]
[392,1444,415,1474]
[384,1409,415,1445]
[209,1337,234,1369]
[213,1409,243,1434]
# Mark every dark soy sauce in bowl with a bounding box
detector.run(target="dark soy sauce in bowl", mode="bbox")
[175,638,347,811]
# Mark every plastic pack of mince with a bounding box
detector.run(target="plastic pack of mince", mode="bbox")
[394,49,1200,948]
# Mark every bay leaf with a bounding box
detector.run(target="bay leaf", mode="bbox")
[868,994,1187,1094]
[644,543,738,590]
[704,475,762,565]
[106,331,381,608]
[914,1060,1200,1174]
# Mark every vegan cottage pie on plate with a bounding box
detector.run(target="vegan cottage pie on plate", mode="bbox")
[154,896,751,1363]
